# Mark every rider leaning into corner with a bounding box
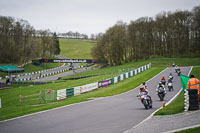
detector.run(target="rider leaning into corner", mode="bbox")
[138,81,152,103]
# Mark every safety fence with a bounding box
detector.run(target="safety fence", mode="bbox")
[57,63,151,100]
[19,90,55,105]
[20,91,42,104]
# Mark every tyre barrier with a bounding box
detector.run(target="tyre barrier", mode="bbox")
[187,89,199,111]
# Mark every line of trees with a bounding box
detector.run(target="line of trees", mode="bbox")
[57,31,89,39]
[92,5,200,66]
[0,16,60,64]
[57,32,101,40]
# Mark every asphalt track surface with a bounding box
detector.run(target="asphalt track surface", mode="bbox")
[0,67,191,133]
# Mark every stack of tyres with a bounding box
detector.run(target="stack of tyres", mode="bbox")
[188,89,199,110]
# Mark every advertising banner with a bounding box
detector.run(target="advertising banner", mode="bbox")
[39,59,97,63]
[80,82,98,93]
[99,79,111,88]
[57,89,66,100]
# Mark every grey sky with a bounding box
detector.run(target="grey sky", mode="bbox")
[0,0,199,35]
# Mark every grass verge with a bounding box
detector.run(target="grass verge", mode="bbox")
[175,126,200,133]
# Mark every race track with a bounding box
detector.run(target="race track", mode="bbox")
[0,67,191,133]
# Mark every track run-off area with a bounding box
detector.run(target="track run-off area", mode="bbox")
[0,67,191,133]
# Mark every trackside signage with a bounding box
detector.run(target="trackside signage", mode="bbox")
[99,80,111,87]
[39,59,97,63]
[80,82,98,93]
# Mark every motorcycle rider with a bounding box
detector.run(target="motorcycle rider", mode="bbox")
[156,82,166,94]
[160,76,166,85]
[138,83,152,103]
[167,77,173,91]
[168,73,173,80]
[142,81,148,91]
[161,76,166,81]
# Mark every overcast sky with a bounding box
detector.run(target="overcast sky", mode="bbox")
[0,0,199,35]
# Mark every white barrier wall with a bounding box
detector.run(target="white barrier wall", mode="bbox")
[120,74,124,81]
[114,77,118,84]
[139,68,141,73]
[80,82,98,93]
[126,72,129,78]
[130,71,133,77]
[74,86,81,96]
[57,89,66,100]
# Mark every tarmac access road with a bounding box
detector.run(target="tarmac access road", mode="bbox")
[0,67,191,133]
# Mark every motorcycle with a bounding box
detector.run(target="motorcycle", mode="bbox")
[161,79,166,85]
[157,87,166,101]
[168,75,173,81]
[167,79,173,91]
[137,92,152,109]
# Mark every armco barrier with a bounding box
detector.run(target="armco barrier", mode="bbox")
[57,63,151,101]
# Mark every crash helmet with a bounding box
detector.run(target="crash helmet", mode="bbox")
[159,82,162,86]
[142,81,146,85]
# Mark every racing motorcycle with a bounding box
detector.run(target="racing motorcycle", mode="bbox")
[157,87,166,101]
[137,92,152,109]
[167,79,173,91]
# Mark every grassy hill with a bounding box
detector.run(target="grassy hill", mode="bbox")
[59,39,95,59]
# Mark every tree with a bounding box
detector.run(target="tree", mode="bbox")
[53,32,60,55]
